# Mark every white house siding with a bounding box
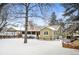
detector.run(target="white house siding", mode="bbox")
[0,32,17,37]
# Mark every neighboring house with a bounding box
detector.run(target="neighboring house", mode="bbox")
[21,21,44,38]
[0,26,22,38]
[64,24,78,38]
[39,25,62,40]
[64,24,79,39]
[7,27,22,37]
[22,25,41,39]
[63,16,79,39]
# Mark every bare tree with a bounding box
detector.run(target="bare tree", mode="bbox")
[24,3,53,43]
[0,3,54,43]
[0,3,8,32]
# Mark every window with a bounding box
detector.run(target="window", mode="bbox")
[32,32,35,34]
[44,31,48,35]
[27,32,31,34]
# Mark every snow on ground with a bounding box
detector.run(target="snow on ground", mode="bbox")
[0,38,79,55]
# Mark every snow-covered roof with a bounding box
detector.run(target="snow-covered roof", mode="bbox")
[7,25,42,31]
[40,25,60,31]
[7,26,25,31]
[48,25,60,31]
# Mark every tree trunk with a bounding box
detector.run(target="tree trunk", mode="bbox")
[24,3,29,43]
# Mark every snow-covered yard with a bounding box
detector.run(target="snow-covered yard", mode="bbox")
[0,38,79,55]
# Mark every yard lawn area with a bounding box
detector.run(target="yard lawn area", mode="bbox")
[0,38,79,55]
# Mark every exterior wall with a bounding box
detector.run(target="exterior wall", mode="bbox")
[64,32,72,38]
[55,26,62,39]
[39,27,54,40]
[39,26,62,40]
[0,32,19,38]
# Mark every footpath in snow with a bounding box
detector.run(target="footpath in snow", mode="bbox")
[0,38,79,55]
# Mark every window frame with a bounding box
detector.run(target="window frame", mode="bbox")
[44,31,48,35]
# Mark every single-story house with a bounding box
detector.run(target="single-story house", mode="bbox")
[39,25,62,40]
[0,26,22,38]
[63,23,79,39]
[21,25,41,39]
